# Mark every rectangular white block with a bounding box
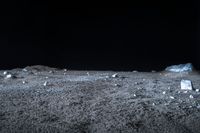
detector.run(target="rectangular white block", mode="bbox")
[181,80,193,90]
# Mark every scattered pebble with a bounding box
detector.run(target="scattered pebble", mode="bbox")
[64,69,67,72]
[178,91,181,94]
[152,103,155,106]
[45,77,49,79]
[105,76,110,78]
[5,74,12,79]
[22,81,26,84]
[114,84,121,87]
[49,71,53,74]
[3,71,7,75]
[132,70,138,73]
[162,91,166,95]
[183,91,188,94]
[170,96,175,99]
[168,87,171,90]
[189,95,194,99]
[112,73,118,78]
[43,81,48,86]
[142,79,146,81]
[133,94,137,97]
[197,104,200,109]
[22,68,28,72]
[196,89,199,92]
[87,72,90,76]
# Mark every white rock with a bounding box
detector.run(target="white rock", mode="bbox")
[133,94,137,97]
[196,89,199,92]
[3,71,7,75]
[170,96,175,99]
[162,91,166,95]
[181,80,193,90]
[165,63,193,72]
[189,95,194,99]
[112,73,118,78]
[64,69,67,72]
[43,81,48,86]
[22,81,26,84]
[22,68,28,72]
[5,74,12,79]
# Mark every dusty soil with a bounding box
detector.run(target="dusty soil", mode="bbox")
[0,65,200,133]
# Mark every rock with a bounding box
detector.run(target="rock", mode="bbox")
[112,73,118,78]
[181,80,193,90]
[5,74,12,79]
[165,63,193,72]
[189,95,194,99]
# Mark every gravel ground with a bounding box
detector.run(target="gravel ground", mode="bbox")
[0,65,200,133]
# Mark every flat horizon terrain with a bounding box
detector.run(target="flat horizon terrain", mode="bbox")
[0,66,200,133]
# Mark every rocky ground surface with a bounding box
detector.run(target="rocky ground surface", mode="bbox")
[0,65,200,133]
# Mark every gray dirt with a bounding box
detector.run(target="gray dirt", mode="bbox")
[0,65,200,133]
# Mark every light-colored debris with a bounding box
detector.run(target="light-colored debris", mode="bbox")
[112,73,118,78]
[196,89,199,92]
[22,68,28,72]
[181,80,193,90]
[152,103,155,106]
[5,74,12,79]
[183,91,188,93]
[22,81,26,84]
[64,69,67,72]
[3,71,7,75]
[170,96,175,99]
[49,71,53,74]
[165,63,193,72]
[45,76,49,79]
[43,81,48,86]
[114,84,121,87]
[86,72,90,76]
[132,70,138,73]
[133,94,137,97]
[189,95,194,99]
[162,91,166,95]
[168,87,171,90]
[197,104,200,109]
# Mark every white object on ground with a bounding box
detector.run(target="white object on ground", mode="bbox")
[165,63,193,72]
[181,80,193,90]
[43,81,48,86]
[196,89,199,92]
[112,73,118,78]
[5,74,12,79]
[3,71,7,75]
[170,96,175,99]
[162,91,166,95]
[22,81,26,84]
[22,68,28,72]
[189,95,194,99]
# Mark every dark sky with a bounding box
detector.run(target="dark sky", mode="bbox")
[0,1,199,71]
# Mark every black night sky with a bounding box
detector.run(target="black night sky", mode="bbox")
[0,1,199,71]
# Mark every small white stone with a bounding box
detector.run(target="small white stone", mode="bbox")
[64,69,67,72]
[5,74,12,79]
[183,91,188,93]
[162,91,166,95]
[45,76,49,79]
[43,81,48,86]
[22,68,28,72]
[170,96,175,99]
[22,81,26,84]
[178,91,181,94]
[133,94,137,97]
[112,73,118,78]
[49,71,53,74]
[168,86,171,90]
[197,104,200,109]
[132,70,138,73]
[105,76,110,78]
[196,89,199,92]
[142,79,146,81]
[152,103,155,106]
[3,71,7,75]
[86,72,90,76]
[181,80,193,90]
[189,95,194,99]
